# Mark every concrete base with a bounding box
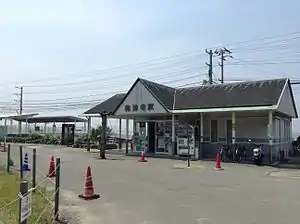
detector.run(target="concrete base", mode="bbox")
[78,193,100,200]
[214,167,224,171]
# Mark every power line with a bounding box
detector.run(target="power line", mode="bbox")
[13,77,206,113]
[12,30,300,87]
[19,51,207,86]
[22,65,207,94]
[224,31,300,51]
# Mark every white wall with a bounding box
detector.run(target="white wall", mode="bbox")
[277,83,297,118]
[202,113,268,142]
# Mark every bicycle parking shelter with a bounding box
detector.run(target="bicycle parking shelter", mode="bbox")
[0,115,87,145]
[84,77,298,163]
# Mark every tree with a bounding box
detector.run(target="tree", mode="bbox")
[90,125,112,143]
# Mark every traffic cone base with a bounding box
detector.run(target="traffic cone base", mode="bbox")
[214,167,224,171]
[78,193,100,200]
[23,165,31,171]
[138,159,147,162]
[78,166,99,201]
[138,151,147,162]
[47,172,56,178]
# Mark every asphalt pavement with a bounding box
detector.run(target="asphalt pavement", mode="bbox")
[0,144,300,224]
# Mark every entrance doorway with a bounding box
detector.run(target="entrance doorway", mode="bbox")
[148,122,155,153]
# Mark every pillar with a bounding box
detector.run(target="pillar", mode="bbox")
[52,122,56,133]
[232,111,236,162]
[87,117,91,151]
[133,117,136,134]
[132,118,136,152]
[25,118,28,134]
[4,118,7,144]
[100,113,107,159]
[118,118,122,149]
[44,123,47,133]
[199,113,204,159]
[10,119,13,134]
[268,111,273,164]
[83,121,87,133]
[171,114,175,157]
[125,118,129,155]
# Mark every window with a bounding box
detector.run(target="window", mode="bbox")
[210,120,218,142]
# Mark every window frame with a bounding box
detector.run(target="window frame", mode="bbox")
[210,119,218,143]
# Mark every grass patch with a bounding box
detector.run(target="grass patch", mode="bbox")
[0,172,53,223]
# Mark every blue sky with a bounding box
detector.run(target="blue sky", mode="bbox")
[0,0,300,133]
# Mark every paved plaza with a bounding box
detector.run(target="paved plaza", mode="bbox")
[1,144,300,224]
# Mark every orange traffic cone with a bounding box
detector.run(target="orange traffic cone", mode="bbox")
[47,155,56,178]
[78,166,100,200]
[214,153,224,170]
[138,151,147,162]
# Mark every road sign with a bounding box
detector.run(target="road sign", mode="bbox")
[20,192,32,222]
[0,126,8,138]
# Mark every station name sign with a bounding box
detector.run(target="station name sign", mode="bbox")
[124,103,154,112]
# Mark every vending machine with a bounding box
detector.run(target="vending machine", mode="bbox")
[133,122,147,152]
[176,124,195,156]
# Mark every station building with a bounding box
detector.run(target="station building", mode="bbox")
[84,77,298,163]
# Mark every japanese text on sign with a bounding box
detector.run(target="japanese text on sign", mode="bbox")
[20,192,32,222]
[124,103,154,112]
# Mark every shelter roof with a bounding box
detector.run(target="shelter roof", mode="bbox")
[12,115,87,123]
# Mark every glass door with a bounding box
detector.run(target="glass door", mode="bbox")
[156,121,166,153]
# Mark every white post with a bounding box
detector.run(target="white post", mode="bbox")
[200,113,204,159]
[232,111,236,161]
[44,123,47,133]
[10,119,13,134]
[126,118,129,154]
[87,117,91,151]
[171,114,175,156]
[133,117,136,134]
[268,111,273,164]
[83,121,87,133]
[25,118,28,134]
[119,118,122,150]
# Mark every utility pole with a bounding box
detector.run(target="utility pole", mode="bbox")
[15,86,23,134]
[214,47,233,83]
[205,49,213,85]
[100,111,108,159]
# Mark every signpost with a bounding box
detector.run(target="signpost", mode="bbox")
[19,181,31,223]
[20,193,32,223]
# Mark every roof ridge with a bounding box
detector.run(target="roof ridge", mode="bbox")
[176,77,289,90]
[139,78,175,90]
